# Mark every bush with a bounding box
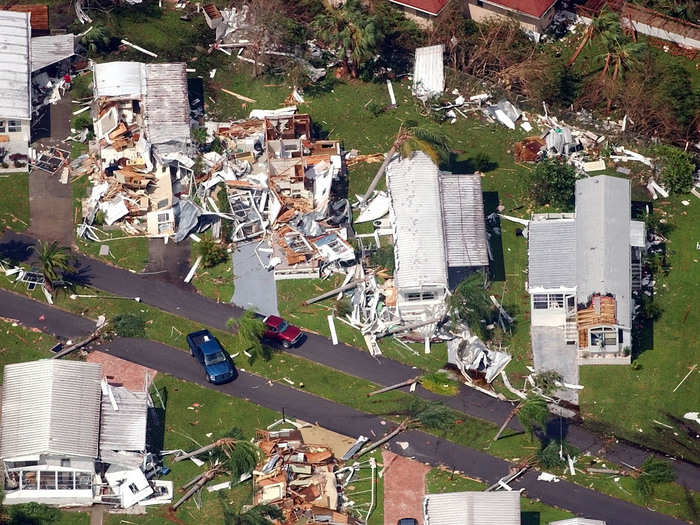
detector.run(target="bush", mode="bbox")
[529,158,578,210]
[197,237,228,268]
[369,245,394,272]
[111,313,146,338]
[536,439,578,470]
[8,502,60,524]
[653,145,695,194]
[636,456,676,501]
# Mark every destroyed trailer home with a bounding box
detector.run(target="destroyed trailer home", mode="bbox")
[82,61,192,237]
[0,360,172,508]
[253,428,361,524]
[527,175,645,404]
[203,112,350,279]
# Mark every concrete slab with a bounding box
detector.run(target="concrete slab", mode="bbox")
[232,241,278,316]
[382,451,430,525]
[531,326,580,404]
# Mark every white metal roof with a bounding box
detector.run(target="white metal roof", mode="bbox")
[528,218,577,290]
[387,151,448,290]
[439,173,488,268]
[31,33,75,72]
[143,63,191,151]
[575,176,632,326]
[0,10,31,120]
[423,491,521,525]
[630,220,646,248]
[413,44,444,99]
[100,386,148,453]
[0,360,102,459]
[93,61,145,99]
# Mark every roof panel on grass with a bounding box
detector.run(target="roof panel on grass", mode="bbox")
[0,360,102,459]
[387,151,447,290]
[0,10,31,120]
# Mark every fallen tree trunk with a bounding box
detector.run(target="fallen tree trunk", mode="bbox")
[52,332,100,359]
[172,470,217,510]
[356,420,409,458]
[367,376,420,397]
[173,441,221,463]
[493,402,521,441]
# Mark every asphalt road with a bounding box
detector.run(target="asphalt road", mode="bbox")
[1,231,699,493]
[0,288,689,525]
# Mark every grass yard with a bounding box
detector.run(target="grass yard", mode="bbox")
[0,172,30,232]
[0,319,58,381]
[426,468,575,525]
[189,239,235,303]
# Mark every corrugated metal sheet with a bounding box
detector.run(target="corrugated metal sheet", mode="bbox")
[387,151,447,290]
[9,4,49,32]
[31,33,75,72]
[439,173,488,268]
[630,220,646,248]
[549,518,605,525]
[423,491,521,525]
[0,10,31,120]
[100,387,148,452]
[527,218,576,290]
[143,63,190,151]
[413,44,444,99]
[0,360,102,459]
[575,176,631,327]
[93,61,145,99]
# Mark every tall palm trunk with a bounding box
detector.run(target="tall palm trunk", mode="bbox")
[361,143,397,203]
[172,469,217,510]
[600,53,611,79]
[493,402,522,441]
[568,26,593,67]
[606,59,621,113]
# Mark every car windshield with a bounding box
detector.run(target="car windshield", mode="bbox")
[204,351,227,366]
[277,321,289,332]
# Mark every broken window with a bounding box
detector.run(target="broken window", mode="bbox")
[76,472,92,490]
[21,471,37,490]
[590,326,618,348]
[57,472,74,490]
[39,471,57,490]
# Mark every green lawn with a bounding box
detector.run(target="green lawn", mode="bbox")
[75,234,149,272]
[0,319,58,381]
[189,239,235,303]
[0,172,30,232]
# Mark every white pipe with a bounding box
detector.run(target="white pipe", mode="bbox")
[365,457,376,522]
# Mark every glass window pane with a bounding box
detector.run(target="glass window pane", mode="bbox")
[533,294,548,309]
[76,472,92,490]
[58,472,74,490]
[21,471,38,490]
[40,471,57,490]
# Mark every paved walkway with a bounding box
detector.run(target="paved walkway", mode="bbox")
[382,451,430,525]
[1,231,698,494]
[0,288,688,525]
[27,95,74,247]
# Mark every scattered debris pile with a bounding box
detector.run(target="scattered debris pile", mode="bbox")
[253,428,361,524]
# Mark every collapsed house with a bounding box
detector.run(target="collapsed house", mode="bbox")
[0,360,171,508]
[527,175,645,403]
[80,61,192,237]
[253,428,361,524]
[386,151,489,325]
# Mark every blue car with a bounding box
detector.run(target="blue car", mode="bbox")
[186,330,237,384]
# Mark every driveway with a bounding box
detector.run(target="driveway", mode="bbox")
[232,241,279,315]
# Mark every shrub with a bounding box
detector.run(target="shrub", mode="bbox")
[197,237,228,268]
[636,456,676,501]
[653,145,695,194]
[529,158,577,210]
[111,313,146,338]
[537,439,578,470]
[369,245,394,272]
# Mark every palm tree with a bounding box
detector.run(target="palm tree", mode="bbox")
[361,122,449,203]
[448,270,493,340]
[312,0,382,78]
[603,40,646,112]
[635,456,676,502]
[223,502,283,525]
[31,240,74,293]
[493,394,549,442]
[172,427,260,510]
[80,24,111,55]
[568,10,622,68]
[227,310,269,363]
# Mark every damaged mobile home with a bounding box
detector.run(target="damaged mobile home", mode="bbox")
[0,360,172,508]
[253,427,363,524]
[527,175,645,403]
[79,61,192,238]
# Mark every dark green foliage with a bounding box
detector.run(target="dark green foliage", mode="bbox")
[533,371,563,396]
[80,24,113,54]
[529,158,577,210]
[197,237,228,268]
[112,313,146,338]
[658,64,699,130]
[407,399,454,430]
[372,2,425,74]
[518,396,549,441]
[636,456,676,501]
[642,210,673,238]
[73,113,93,133]
[653,145,695,194]
[369,245,394,272]
[213,427,261,480]
[449,271,493,339]
[209,137,224,154]
[536,439,577,469]
[531,61,581,108]
[334,298,352,318]
[6,502,60,525]
[640,294,663,321]
[192,127,207,145]
[217,189,233,242]
[227,310,269,363]
[223,501,284,525]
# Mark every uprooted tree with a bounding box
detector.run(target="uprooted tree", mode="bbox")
[448,270,495,340]
[172,427,260,510]
[227,310,270,363]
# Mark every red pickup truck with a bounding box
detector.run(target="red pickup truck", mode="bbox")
[263,315,303,348]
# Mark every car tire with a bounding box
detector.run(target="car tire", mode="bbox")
[282,340,291,349]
